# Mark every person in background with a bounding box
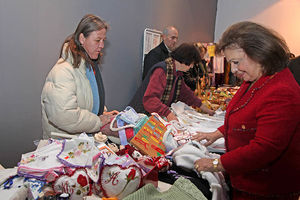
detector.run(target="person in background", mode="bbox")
[288,55,300,85]
[142,26,178,80]
[288,52,295,59]
[192,21,300,199]
[41,14,118,139]
[130,43,215,122]
[183,43,209,91]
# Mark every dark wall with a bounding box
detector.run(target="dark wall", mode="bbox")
[0,0,217,167]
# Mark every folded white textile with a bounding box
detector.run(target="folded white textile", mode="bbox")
[172,141,229,200]
[170,101,225,153]
[18,141,64,181]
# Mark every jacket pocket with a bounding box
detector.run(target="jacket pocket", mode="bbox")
[228,122,257,149]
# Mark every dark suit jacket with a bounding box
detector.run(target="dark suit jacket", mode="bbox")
[142,41,169,80]
[288,56,300,85]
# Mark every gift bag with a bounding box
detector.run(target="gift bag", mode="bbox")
[130,114,167,157]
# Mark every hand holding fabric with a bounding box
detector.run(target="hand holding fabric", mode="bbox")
[194,158,225,172]
[99,114,113,127]
[99,114,119,137]
[166,112,178,122]
[192,130,223,147]
[199,104,215,116]
[103,110,119,115]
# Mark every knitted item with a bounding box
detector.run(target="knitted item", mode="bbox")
[123,177,207,200]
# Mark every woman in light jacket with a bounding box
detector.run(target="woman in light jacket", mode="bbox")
[41,14,117,139]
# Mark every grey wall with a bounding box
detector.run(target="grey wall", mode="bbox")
[214,0,300,55]
[0,0,217,167]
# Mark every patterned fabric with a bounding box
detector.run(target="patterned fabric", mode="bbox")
[53,168,91,199]
[18,141,64,181]
[99,164,142,199]
[161,58,182,104]
[56,134,100,168]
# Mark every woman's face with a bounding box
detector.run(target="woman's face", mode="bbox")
[80,28,107,59]
[224,48,263,82]
[176,62,193,72]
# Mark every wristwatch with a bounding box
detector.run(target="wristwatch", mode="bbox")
[212,158,219,169]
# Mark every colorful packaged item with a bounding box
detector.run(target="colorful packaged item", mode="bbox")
[130,115,167,157]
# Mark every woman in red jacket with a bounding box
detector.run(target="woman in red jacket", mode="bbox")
[192,21,300,199]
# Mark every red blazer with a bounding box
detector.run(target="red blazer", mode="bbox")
[219,68,300,197]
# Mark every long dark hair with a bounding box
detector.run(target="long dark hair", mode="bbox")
[59,14,108,68]
[216,21,290,75]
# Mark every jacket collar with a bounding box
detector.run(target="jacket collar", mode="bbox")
[227,73,277,115]
[160,41,170,54]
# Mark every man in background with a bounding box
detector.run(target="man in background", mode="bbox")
[288,55,300,85]
[142,26,178,80]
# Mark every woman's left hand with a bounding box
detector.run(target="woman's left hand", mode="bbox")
[103,110,119,115]
[194,158,214,172]
[194,158,224,172]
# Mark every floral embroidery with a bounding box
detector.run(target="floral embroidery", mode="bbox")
[20,154,36,164]
[116,168,137,197]
[105,171,120,185]
[66,142,92,159]
[54,169,90,198]
[127,169,136,181]
[77,174,88,187]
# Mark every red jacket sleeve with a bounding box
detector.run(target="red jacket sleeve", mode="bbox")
[218,125,225,134]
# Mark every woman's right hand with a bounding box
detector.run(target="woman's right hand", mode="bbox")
[192,129,223,146]
[103,110,119,115]
[200,104,215,116]
[166,112,178,122]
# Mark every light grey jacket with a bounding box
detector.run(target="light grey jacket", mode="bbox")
[41,50,103,139]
